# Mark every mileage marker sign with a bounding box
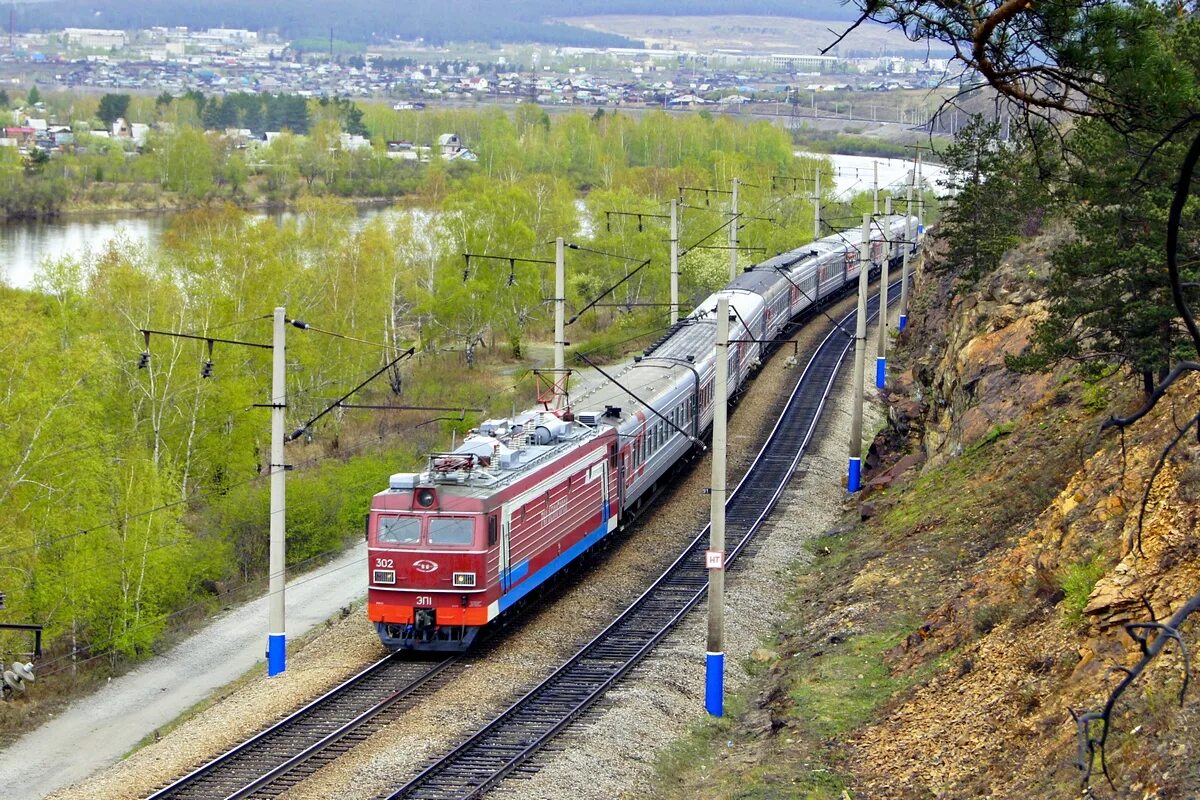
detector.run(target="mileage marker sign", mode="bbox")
[705,550,725,570]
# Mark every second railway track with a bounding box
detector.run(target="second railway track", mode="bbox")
[140,276,898,800]
[381,280,901,800]
[145,654,456,800]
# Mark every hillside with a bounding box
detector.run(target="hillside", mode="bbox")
[11,1,859,45]
[651,225,1200,798]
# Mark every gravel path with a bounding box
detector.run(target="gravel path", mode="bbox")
[37,294,884,800]
[4,543,373,800]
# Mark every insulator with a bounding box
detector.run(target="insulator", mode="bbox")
[201,360,214,378]
[137,351,150,369]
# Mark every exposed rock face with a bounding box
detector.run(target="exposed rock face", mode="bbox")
[649,223,1200,800]
[889,224,1069,467]
[846,224,1200,799]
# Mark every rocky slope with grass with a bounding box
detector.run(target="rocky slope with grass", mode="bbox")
[650,227,1200,799]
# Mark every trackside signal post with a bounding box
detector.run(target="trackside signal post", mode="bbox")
[268,306,288,676]
[848,214,870,493]
[706,296,729,717]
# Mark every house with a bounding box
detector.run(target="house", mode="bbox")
[3,127,36,147]
[339,132,371,151]
[436,133,477,162]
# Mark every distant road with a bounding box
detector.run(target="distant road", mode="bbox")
[0,543,370,800]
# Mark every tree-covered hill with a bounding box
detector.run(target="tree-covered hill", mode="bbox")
[11,0,859,45]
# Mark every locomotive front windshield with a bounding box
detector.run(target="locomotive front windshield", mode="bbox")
[373,514,478,547]
[377,515,421,544]
[428,517,475,545]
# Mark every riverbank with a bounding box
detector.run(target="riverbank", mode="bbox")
[0,196,412,288]
[4,190,403,221]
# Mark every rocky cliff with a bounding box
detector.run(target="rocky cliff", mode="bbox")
[651,224,1200,800]
[851,227,1200,799]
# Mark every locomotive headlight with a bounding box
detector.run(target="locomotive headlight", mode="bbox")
[452,572,476,587]
[373,569,396,585]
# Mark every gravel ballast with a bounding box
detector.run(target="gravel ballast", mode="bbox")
[43,294,885,800]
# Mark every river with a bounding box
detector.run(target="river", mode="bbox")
[0,155,945,290]
[0,205,407,290]
[796,151,949,197]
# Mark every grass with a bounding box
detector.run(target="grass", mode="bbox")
[652,696,737,789]
[787,631,908,739]
[971,421,1016,451]
[1059,555,1106,627]
[653,693,855,800]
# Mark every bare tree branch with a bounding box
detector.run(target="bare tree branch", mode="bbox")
[1165,128,1200,358]
[820,8,873,56]
[1073,592,1200,788]
[1100,362,1200,431]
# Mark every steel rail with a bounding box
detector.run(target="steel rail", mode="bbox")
[383,277,903,800]
[144,654,456,800]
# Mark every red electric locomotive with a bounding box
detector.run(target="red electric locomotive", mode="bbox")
[367,412,618,650]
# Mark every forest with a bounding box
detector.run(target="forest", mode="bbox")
[0,106,898,690]
[11,1,858,45]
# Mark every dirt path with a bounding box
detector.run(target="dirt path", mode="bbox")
[0,543,372,800]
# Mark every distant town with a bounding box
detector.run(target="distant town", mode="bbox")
[3,25,957,108]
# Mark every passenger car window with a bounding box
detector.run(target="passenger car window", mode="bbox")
[429,516,475,546]
[377,515,421,544]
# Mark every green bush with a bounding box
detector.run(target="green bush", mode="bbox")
[1060,556,1107,626]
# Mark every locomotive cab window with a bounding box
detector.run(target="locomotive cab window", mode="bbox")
[487,515,498,546]
[429,516,475,546]
[377,515,421,545]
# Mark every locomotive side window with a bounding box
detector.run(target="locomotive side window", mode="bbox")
[487,515,498,546]
[378,515,421,544]
[429,517,475,546]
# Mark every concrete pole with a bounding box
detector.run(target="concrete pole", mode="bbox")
[876,204,890,390]
[706,296,729,717]
[729,177,739,282]
[670,199,679,326]
[267,307,287,676]
[900,186,912,332]
[555,237,566,407]
[884,196,893,261]
[916,150,924,242]
[848,215,870,493]
[872,160,879,215]
[813,170,821,241]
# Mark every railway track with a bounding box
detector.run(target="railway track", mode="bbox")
[381,280,901,800]
[144,654,456,800]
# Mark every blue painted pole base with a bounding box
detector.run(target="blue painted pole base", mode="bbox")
[899,313,907,332]
[268,633,286,676]
[875,356,886,390]
[705,651,725,717]
[848,457,862,493]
